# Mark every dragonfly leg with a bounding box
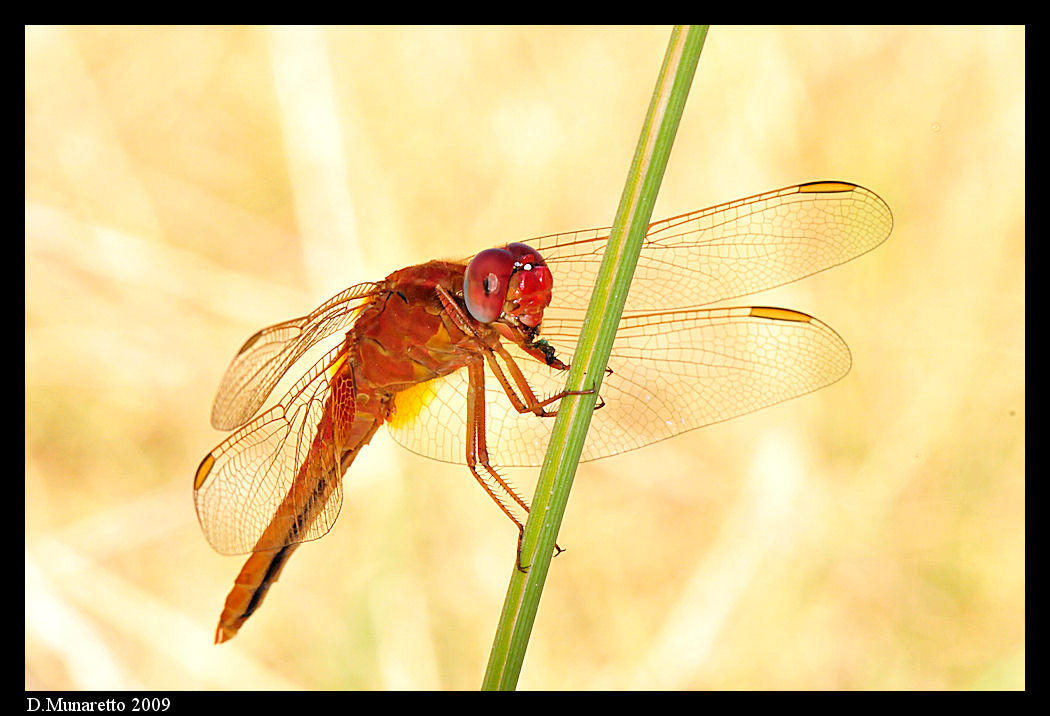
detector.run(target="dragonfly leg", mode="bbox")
[435,283,597,417]
[464,360,563,569]
[487,342,598,417]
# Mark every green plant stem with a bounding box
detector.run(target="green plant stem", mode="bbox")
[481,24,709,691]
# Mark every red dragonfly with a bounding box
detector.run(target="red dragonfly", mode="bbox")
[194,180,892,643]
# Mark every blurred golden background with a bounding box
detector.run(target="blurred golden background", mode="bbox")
[26,26,1024,690]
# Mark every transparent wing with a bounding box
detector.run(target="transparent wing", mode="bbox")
[195,345,355,555]
[534,181,893,321]
[210,281,382,430]
[388,306,851,466]
[388,181,889,466]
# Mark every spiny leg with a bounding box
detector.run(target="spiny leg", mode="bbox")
[464,360,562,570]
[486,341,598,417]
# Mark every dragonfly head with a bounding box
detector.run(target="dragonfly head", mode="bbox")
[463,242,553,328]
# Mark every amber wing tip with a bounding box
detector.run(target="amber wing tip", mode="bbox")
[797,180,857,194]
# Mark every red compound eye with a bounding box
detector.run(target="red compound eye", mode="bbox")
[464,243,552,325]
[463,247,515,323]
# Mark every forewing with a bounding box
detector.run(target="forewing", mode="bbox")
[210,282,382,430]
[534,182,892,321]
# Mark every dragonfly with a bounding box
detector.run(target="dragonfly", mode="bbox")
[194,180,892,643]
